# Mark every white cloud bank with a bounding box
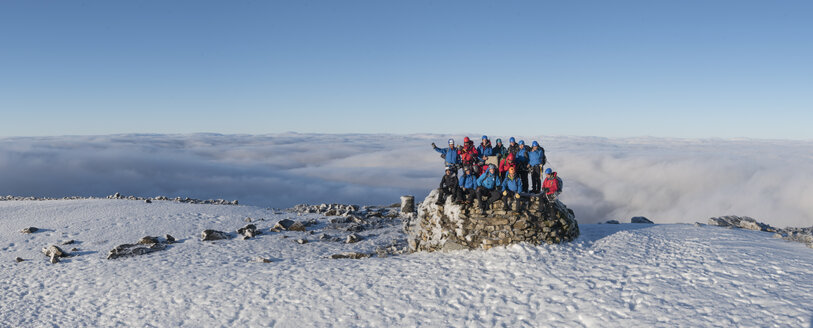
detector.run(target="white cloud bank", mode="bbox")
[1,133,811,227]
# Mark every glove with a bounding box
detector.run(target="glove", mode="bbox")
[431,142,436,148]
[503,191,508,196]
[515,193,521,199]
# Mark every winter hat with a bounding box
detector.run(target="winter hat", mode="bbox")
[463,136,471,143]
[518,140,525,145]
[448,139,454,145]
[495,138,502,144]
[509,137,516,143]
[532,141,539,147]
[481,135,488,140]
[545,168,553,174]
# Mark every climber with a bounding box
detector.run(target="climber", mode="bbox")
[492,138,507,164]
[475,164,502,212]
[432,138,461,172]
[459,136,479,171]
[477,135,494,161]
[498,153,516,180]
[456,166,478,204]
[501,166,523,210]
[507,137,521,156]
[436,167,459,205]
[528,141,547,193]
[542,168,563,202]
[515,140,530,192]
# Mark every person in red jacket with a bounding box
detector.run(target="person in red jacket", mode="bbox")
[459,136,479,170]
[498,153,516,180]
[542,168,563,202]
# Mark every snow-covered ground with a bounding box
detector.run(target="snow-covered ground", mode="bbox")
[2,199,811,327]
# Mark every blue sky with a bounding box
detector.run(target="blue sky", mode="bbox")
[1,1,811,139]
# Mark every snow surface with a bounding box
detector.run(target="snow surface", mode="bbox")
[2,200,812,327]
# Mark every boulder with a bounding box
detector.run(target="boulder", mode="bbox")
[273,219,307,231]
[138,236,160,245]
[15,257,24,263]
[296,239,308,244]
[708,216,776,232]
[42,245,68,258]
[346,233,361,244]
[107,243,166,260]
[405,189,579,252]
[237,224,259,239]
[400,195,415,213]
[631,216,654,224]
[165,234,176,244]
[201,230,231,241]
[21,227,38,234]
[604,220,620,224]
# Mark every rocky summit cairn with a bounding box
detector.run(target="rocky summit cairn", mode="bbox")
[404,189,579,252]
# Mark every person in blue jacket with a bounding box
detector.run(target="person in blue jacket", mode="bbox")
[527,141,547,193]
[501,166,523,210]
[514,140,530,192]
[476,164,502,212]
[456,166,478,204]
[477,135,494,160]
[432,138,461,172]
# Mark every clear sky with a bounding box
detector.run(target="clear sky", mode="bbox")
[1,1,811,139]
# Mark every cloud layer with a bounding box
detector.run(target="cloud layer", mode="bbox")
[1,133,811,227]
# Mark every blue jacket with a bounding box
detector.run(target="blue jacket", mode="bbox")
[515,147,529,165]
[459,173,477,189]
[476,171,501,190]
[502,174,522,192]
[477,144,494,158]
[528,148,545,166]
[434,146,461,165]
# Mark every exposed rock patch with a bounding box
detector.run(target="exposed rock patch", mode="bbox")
[708,216,777,232]
[405,189,580,252]
[330,252,370,259]
[201,230,231,241]
[21,227,38,233]
[631,216,654,224]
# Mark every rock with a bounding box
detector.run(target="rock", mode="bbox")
[604,220,620,224]
[42,245,67,258]
[708,216,776,232]
[145,199,152,203]
[401,195,415,213]
[303,218,318,227]
[346,233,361,244]
[107,243,166,260]
[330,252,370,259]
[405,189,579,252]
[165,234,175,244]
[319,233,331,240]
[61,240,76,245]
[273,219,306,231]
[21,227,38,233]
[201,230,231,241]
[49,254,60,264]
[631,216,654,224]
[15,257,24,262]
[254,257,273,263]
[71,248,79,252]
[296,239,308,244]
[237,224,259,239]
[244,217,252,222]
[138,236,160,245]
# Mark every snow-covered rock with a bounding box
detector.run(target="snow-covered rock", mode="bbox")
[405,189,579,252]
[201,229,231,241]
[708,216,777,232]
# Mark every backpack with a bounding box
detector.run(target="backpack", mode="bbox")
[556,177,563,192]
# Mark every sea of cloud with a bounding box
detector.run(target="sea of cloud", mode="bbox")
[1,133,811,227]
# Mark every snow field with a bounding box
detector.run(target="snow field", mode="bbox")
[2,200,812,327]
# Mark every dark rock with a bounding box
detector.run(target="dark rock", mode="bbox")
[107,243,166,260]
[319,233,331,240]
[61,240,76,245]
[201,230,231,241]
[42,245,68,258]
[237,224,259,239]
[15,257,24,262]
[274,219,306,231]
[303,218,318,227]
[296,239,308,244]
[165,234,175,243]
[401,195,416,213]
[254,257,272,263]
[288,222,307,232]
[145,199,152,203]
[21,227,38,234]
[631,216,654,224]
[604,220,620,224]
[71,248,79,252]
[708,216,776,232]
[138,236,160,245]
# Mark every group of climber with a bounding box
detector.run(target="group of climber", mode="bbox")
[432,135,562,212]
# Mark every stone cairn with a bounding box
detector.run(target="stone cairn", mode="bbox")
[405,189,579,252]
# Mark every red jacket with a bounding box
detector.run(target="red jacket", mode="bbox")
[460,144,479,165]
[499,154,516,175]
[543,172,561,195]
